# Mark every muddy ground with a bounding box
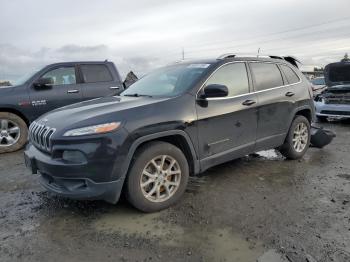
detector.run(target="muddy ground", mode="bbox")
[0,121,349,262]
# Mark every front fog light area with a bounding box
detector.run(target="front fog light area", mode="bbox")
[62,150,86,164]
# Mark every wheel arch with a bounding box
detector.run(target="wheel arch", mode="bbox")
[295,108,313,123]
[281,105,313,143]
[0,107,30,126]
[121,130,200,180]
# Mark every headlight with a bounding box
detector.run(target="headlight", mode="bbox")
[63,122,121,137]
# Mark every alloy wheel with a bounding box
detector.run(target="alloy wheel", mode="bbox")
[0,119,20,147]
[292,122,308,153]
[140,155,182,203]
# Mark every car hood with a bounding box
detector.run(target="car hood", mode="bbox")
[321,84,350,96]
[0,85,14,91]
[324,61,350,87]
[0,85,21,98]
[0,85,12,89]
[36,95,170,131]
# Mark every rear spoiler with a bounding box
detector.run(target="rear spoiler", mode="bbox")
[268,56,301,68]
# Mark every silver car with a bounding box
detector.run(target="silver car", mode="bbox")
[314,61,350,121]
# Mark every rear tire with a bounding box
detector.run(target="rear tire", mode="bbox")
[126,141,189,212]
[0,112,28,154]
[279,115,311,160]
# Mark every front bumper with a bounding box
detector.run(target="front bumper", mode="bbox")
[24,136,127,203]
[314,101,350,118]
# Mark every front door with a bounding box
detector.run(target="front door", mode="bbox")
[29,66,82,120]
[196,62,258,169]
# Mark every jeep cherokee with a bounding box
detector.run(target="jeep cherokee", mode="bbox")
[24,55,314,212]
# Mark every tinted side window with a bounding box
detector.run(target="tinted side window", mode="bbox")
[205,63,249,96]
[41,67,76,86]
[250,63,283,91]
[80,65,113,83]
[280,64,300,84]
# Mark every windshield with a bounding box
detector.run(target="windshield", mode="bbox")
[311,78,325,85]
[121,63,211,97]
[328,64,350,84]
[12,69,39,86]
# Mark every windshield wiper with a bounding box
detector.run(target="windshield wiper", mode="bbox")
[123,93,153,98]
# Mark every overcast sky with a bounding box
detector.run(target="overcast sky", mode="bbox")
[1,0,350,81]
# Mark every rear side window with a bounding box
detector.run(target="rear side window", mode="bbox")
[250,63,283,91]
[205,63,249,96]
[80,64,113,83]
[280,64,300,84]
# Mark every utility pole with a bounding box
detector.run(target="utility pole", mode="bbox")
[182,47,185,60]
[257,48,261,58]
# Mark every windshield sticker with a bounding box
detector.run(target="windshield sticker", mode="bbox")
[187,64,210,69]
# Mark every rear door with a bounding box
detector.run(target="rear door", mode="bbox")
[78,63,123,100]
[249,62,295,150]
[29,66,82,119]
[196,62,258,168]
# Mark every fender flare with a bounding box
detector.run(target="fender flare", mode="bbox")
[293,105,313,121]
[120,130,200,179]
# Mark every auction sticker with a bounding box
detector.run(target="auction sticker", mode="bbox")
[187,64,211,68]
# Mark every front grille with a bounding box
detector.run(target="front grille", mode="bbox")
[29,121,56,152]
[321,110,350,116]
[325,95,350,105]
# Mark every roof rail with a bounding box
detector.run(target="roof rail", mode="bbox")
[217,53,301,68]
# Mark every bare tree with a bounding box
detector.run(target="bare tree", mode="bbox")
[341,53,349,62]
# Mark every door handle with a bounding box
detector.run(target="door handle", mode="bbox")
[109,86,120,90]
[285,91,295,97]
[67,89,79,94]
[242,100,256,106]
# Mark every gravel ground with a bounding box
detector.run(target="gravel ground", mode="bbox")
[0,121,349,262]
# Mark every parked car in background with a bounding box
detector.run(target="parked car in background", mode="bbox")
[314,61,350,121]
[310,77,326,96]
[24,55,315,212]
[0,61,124,153]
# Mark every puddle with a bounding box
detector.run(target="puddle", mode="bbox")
[94,208,182,238]
[254,150,284,161]
[337,173,350,181]
[257,249,289,262]
[93,208,264,261]
[168,226,264,262]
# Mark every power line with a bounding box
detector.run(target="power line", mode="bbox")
[135,16,350,59]
[184,24,350,56]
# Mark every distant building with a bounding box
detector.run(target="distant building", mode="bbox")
[0,80,11,86]
[302,68,324,80]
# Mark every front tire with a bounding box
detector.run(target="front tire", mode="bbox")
[279,115,311,160]
[126,141,189,212]
[0,112,28,154]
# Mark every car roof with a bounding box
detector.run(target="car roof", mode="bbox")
[48,61,112,67]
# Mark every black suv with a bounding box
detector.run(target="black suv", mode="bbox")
[24,55,314,212]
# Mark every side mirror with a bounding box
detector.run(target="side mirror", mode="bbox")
[200,84,229,99]
[33,77,54,88]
